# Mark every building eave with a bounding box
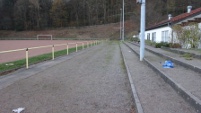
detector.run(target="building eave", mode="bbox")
[146,7,201,31]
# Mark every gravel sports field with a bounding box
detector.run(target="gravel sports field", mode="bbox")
[0,40,91,63]
[0,41,134,113]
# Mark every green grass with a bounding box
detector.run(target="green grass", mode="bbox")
[0,45,88,75]
[181,53,193,60]
[0,59,26,73]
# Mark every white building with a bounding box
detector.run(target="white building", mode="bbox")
[145,6,201,47]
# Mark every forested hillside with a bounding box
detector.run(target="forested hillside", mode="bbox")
[0,0,201,31]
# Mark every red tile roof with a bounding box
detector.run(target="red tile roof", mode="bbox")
[171,7,201,23]
[147,7,201,30]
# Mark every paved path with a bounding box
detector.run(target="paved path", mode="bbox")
[0,41,134,113]
[120,43,196,113]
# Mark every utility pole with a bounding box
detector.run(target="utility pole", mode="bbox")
[122,0,125,41]
[120,8,122,40]
[137,0,146,61]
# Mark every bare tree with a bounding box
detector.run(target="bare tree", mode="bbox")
[29,0,40,29]
[50,0,68,27]
[14,0,29,30]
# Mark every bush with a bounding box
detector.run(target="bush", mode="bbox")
[155,43,162,48]
[145,40,156,47]
[155,42,170,48]
[132,37,140,42]
[154,42,181,48]
[162,42,170,47]
[169,43,181,48]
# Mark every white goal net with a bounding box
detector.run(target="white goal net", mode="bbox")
[37,35,53,40]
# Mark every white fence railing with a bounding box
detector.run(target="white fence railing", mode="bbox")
[0,40,101,69]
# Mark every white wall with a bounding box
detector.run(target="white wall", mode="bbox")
[145,26,172,43]
[198,22,201,48]
[199,23,201,29]
[145,12,201,48]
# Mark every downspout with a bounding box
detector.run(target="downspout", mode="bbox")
[168,22,173,44]
[168,14,173,44]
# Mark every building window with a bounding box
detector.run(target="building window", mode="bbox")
[147,33,150,40]
[152,32,156,42]
[162,30,169,42]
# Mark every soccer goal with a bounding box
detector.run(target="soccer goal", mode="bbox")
[37,35,53,40]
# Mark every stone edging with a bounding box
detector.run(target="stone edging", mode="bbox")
[119,44,144,113]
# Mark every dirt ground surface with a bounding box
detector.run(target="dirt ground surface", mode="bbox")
[0,20,137,40]
[120,43,196,113]
[0,40,93,63]
[0,41,134,113]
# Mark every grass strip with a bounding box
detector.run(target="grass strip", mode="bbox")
[0,46,85,75]
[180,53,193,60]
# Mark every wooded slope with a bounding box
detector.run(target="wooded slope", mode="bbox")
[0,0,200,31]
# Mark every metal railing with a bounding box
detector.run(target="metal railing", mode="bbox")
[0,40,101,69]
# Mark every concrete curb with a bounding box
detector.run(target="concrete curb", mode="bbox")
[119,44,144,113]
[132,42,201,76]
[124,42,201,113]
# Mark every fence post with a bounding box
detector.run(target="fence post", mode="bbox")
[67,43,69,55]
[82,43,84,49]
[52,45,54,60]
[26,48,29,69]
[76,43,78,52]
